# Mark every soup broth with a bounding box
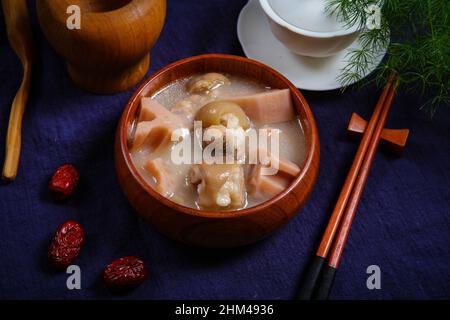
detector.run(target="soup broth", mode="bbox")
[130,73,307,211]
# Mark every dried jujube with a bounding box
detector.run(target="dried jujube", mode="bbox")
[49,164,80,200]
[103,256,148,291]
[48,220,84,269]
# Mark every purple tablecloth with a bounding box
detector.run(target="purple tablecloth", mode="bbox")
[0,0,449,300]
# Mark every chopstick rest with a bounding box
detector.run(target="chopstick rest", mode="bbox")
[347,113,410,154]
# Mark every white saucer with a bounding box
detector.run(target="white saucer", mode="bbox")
[237,0,388,91]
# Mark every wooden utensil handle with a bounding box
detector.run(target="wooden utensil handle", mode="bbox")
[1,0,33,181]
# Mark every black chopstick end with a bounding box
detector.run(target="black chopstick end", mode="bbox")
[295,256,326,300]
[313,264,337,300]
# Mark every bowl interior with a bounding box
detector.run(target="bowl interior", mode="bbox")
[261,0,360,37]
[119,54,318,218]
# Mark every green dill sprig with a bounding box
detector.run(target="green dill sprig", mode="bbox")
[327,0,450,116]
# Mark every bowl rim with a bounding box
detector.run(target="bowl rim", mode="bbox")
[259,0,361,38]
[118,53,319,219]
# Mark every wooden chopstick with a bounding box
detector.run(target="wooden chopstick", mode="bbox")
[313,77,398,300]
[2,0,33,181]
[297,74,397,300]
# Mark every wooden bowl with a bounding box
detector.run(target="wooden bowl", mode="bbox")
[115,54,320,248]
[36,0,166,94]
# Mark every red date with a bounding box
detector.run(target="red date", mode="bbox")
[103,256,148,291]
[48,220,84,269]
[49,164,79,200]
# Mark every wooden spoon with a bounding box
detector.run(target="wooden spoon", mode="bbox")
[1,0,33,181]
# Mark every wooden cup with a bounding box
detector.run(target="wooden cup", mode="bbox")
[36,0,166,94]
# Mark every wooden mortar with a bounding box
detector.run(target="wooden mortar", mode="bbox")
[36,0,166,94]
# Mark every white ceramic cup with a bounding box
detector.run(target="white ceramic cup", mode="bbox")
[259,0,361,58]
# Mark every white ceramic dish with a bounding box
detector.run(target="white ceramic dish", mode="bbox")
[260,0,360,57]
[237,0,388,91]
